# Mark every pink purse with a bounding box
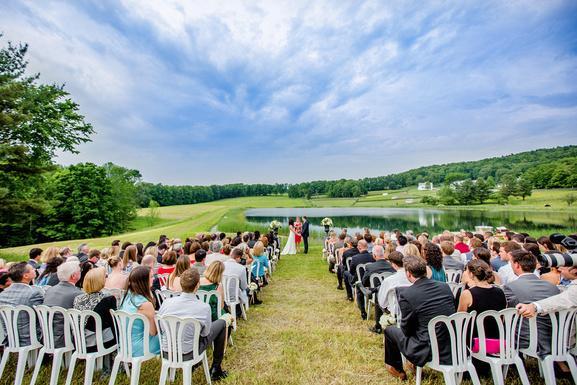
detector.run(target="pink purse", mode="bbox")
[472,338,503,354]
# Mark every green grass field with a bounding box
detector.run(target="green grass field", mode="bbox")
[0,246,571,385]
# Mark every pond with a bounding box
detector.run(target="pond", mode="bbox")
[245,208,577,235]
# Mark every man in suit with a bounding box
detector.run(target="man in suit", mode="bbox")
[503,249,560,357]
[301,216,310,254]
[0,262,44,345]
[27,248,43,271]
[337,238,358,292]
[343,240,372,301]
[356,245,396,320]
[43,261,82,348]
[384,256,456,380]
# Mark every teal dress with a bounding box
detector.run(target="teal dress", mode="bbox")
[119,292,160,357]
[430,266,447,283]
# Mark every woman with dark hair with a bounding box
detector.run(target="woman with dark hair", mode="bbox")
[119,266,160,357]
[423,242,446,282]
[136,243,144,264]
[157,250,177,275]
[37,256,64,286]
[123,245,139,273]
[76,261,94,289]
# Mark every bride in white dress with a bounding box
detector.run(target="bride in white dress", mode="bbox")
[281,218,297,255]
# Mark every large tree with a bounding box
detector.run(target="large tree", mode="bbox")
[0,38,93,246]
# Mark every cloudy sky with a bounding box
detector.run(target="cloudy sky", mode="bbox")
[2,1,577,185]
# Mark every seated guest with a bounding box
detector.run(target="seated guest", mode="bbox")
[223,248,251,306]
[36,255,64,286]
[157,250,177,276]
[119,266,161,357]
[158,268,229,381]
[168,255,190,292]
[205,241,227,266]
[395,235,408,253]
[250,242,270,282]
[105,256,128,290]
[373,251,411,334]
[497,241,523,285]
[43,261,83,348]
[454,234,470,254]
[467,247,499,285]
[337,238,358,291]
[192,249,208,276]
[440,241,464,271]
[503,250,559,356]
[402,243,421,258]
[28,247,43,271]
[343,240,372,301]
[356,245,395,320]
[0,262,44,345]
[199,261,228,321]
[384,256,456,380]
[76,261,94,288]
[423,242,447,282]
[489,241,507,271]
[73,267,117,350]
[122,245,139,273]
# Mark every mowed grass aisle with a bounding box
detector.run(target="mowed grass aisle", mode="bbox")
[2,244,570,384]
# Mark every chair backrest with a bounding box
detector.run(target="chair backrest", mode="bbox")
[266,246,274,259]
[475,308,522,362]
[34,305,73,351]
[67,308,107,356]
[356,263,367,282]
[111,309,153,359]
[158,274,170,289]
[196,290,223,318]
[386,287,403,322]
[447,283,463,298]
[369,272,392,289]
[222,276,240,305]
[155,289,181,307]
[548,308,577,359]
[345,258,352,272]
[0,305,40,348]
[328,243,335,256]
[155,315,203,365]
[445,269,462,284]
[428,311,476,369]
[102,288,124,305]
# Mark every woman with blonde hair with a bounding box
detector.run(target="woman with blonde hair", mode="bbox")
[199,261,228,321]
[73,267,117,349]
[39,247,60,274]
[97,247,112,268]
[403,243,421,258]
[110,245,120,258]
[123,245,139,273]
[167,255,190,292]
[105,256,128,289]
[251,241,270,282]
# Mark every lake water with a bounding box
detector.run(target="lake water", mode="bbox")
[245,208,576,235]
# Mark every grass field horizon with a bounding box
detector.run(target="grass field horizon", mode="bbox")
[1,188,575,261]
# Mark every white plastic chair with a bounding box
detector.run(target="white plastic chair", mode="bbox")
[155,315,211,385]
[472,308,530,385]
[109,310,158,385]
[415,311,481,385]
[445,269,462,284]
[30,305,75,385]
[520,308,577,385]
[103,288,125,305]
[0,305,42,385]
[155,289,181,307]
[447,282,463,298]
[222,275,247,323]
[352,263,367,302]
[158,273,170,289]
[366,272,392,319]
[65,309,118,385]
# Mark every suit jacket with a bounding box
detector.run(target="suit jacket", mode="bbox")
[43,282,83,348]
[0,283,44,345]
[341,247,358,268]
[349,251,373,282]
[536,283,577,314]
[361,259,396,287]
[301,221,309,237]
[442,255,464,271]
[397,277,456,367]
[503,274,560,357]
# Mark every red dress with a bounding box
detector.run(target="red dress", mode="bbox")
[295,222,302,243]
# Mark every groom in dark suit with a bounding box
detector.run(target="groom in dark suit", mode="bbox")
[301,216,310,254]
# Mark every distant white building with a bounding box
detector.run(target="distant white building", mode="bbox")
[417,182,433,191]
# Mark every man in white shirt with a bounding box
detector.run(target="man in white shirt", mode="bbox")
[158,268,229,381]
[373,252,411,333]
[205,241,228,266]
[498,241,523,285]
[223,248,250,306]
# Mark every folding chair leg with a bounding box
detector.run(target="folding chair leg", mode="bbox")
[50,351,65,385]
[415,366,422,385]
[14,350,30,385]
[467,363,481,385]
[130,361,142,385]
[442,371,457,385]
[203,355,212,385]
[30,348,46,385]
[159,363,169,385]
[514,356,531,385]
[183,366,192,385]
[541,357,556,385]
[489,363,505,385]
[108,356,122,385]
[566,355,577,384]
[0,349,9,378]
[84,358,96,385]
[170,368,176,382]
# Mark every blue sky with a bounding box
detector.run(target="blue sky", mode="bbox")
[2,0,577,184]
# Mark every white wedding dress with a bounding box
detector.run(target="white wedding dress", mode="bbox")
[281,228,297,255]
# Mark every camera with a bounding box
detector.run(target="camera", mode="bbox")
[538,234,577,268]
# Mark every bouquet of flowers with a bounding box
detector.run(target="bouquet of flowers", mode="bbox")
[321,217,333,226]
[269,220,282,230]
[249,282,259,293]
[379,313,397,328]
